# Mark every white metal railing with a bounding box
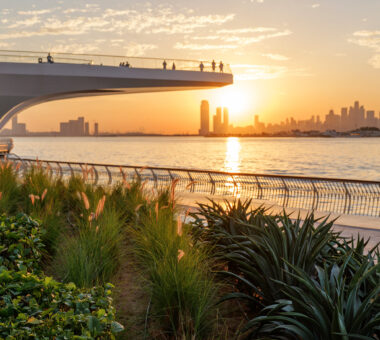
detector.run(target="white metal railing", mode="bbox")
[6,155,380,218]
[0,49,232,73]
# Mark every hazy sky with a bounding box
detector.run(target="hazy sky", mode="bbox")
[1,0,380,133]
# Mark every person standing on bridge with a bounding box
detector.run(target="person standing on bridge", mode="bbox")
[172,62,176,70]
[163,60,167,70]
[47,53,54,64]
[212,60,216,72]
[219,61,224,73]
[199,61,204,72]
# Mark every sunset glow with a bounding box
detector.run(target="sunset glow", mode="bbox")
[0,0,379,133]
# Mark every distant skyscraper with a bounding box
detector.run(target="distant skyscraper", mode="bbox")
[94,122,99,136]
[11,114,27,135]
[12,115,17,132]
[59,117,89,136]
[85,122,90,136]
[213,107,223,134]
[199,100,210,136]
[78,117,85,135]
[223,107,229,133]
[366,110,376,127]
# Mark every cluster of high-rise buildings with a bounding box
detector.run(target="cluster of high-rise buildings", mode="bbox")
[59,117,99,136]
[0,115,100,137]
[199,100,230,135]
[199,100,380,135]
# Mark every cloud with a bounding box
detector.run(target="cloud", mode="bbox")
[174,42,238,50]
[311,4,320,9]
[43,43,100,54]
[231,64,313,80]
[125,43,157,56]
[0,7,235,40]
[262,53,289,61]
[369,55,380,68]
[8,16,41,28]
[179,27,292,50]
[349,30,380,68]
[349,30,380,51]
[18,9,52,16]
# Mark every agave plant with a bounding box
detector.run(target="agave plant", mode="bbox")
[190,198,269,249]
[245,254,380,339]
[219,213,340,308]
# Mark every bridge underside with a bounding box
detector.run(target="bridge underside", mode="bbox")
[0,62,233,129]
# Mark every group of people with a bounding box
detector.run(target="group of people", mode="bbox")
[119,61,130,67]
[40,53,225,72]
[162,60,176,70]
[162,59,224,72]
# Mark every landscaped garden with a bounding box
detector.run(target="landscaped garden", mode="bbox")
[0,160,379,339]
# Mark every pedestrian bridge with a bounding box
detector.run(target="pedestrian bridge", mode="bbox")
[0,50,233,129]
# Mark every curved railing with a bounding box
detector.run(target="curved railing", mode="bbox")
[6,155,380,218]
[0,49,232,73]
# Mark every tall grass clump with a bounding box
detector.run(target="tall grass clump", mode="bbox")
[0,160,21,214]
[20,165,66,256]
[55,192,124,288]
[109,179,149,223]
[132,188,217,339]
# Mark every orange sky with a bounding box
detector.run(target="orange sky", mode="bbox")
[2,0,380,133]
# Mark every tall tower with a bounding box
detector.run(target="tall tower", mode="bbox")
[12,115,18,134]
[78,117,85,136]
[199,100,209,136]
[94,122,99,136]
[85,122,90,136]
[214,107,222,134]
[223,107,229,133]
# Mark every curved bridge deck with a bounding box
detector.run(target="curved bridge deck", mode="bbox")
[0,50,233,129]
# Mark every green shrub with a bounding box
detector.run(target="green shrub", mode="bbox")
[0,268,124,339]
[0,161,21,215]
[0,214,43,273]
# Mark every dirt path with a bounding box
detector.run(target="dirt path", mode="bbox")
[113,242,149,340]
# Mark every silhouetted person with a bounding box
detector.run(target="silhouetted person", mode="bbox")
[219,61,224,73]
[47,53,54,64]
[172,62,176,70]
[119,62,124,66]
[199,62,204,72]
[211,60,216,71]
[38,57,43,63]
[163,60,167,70]
[125,61,130,68]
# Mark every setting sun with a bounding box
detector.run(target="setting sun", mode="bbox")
[213,84,254,121]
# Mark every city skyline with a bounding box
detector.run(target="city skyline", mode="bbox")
[0,0,379,133]
[1,115,100,137]
[199,99,380,136]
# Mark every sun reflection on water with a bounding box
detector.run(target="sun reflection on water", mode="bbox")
[224,137,241,172]
[224,137,241,196]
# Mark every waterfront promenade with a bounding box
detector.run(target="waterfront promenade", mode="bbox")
[179,192,380,251]
[9,155,380,251]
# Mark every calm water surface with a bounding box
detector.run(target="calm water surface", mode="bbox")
[12,136,380,181]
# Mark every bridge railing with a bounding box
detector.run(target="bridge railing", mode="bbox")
[0,49,232,73]
[6,156,380,218]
